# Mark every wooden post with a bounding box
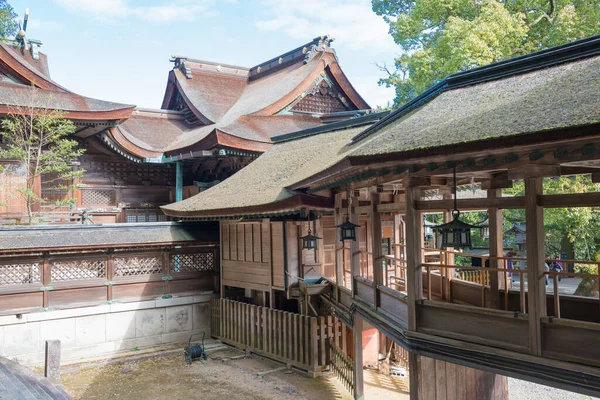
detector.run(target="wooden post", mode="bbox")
[106,251,114,302]
[406,185,424,331]
[371,193,383,307]
[350,194,361,296]
[42,254,50,309]
[525,178,545,356]
[335,193,345,287]
[175,161,183,202]
[488,189,504,309]
[353,315,365,400]
[409,351,419,400]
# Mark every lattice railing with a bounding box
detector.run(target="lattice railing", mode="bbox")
[0,262,41,285]
[329,339,355,397]
[81,189,115,206]
[51,259,106,281]
[170,252,214,273]
[115,256,163,276]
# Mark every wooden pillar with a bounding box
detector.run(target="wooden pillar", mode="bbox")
[488,189,503,309]
[335,193,345,288]
[525,178,545,356]
[106,251,115,302]
[42,254,50,309]
[406,185,424,331]
[394,213,402,259]
[371,193,383,306]
[350,196,361,295]
[175,161,183,202]
[353,315,365,400]
[442,196,455,301]
[408,350,419,400]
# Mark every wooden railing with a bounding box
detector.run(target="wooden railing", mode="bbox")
[213,298,348,373]
[0,245,217,314]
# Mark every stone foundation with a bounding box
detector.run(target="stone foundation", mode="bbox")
[0,293,216,366]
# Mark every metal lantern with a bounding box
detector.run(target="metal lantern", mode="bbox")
[336,217,360,242]
[300,211,321,249]
[433,167,478,249]
[477,218,490,240]
[434,211,478,249]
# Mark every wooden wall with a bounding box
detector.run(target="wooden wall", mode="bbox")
[417,355,508,400]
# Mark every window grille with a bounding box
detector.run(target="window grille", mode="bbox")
[0,262,41,285]
[170,252,214,273]
[81,189,115,206]
[114,256,163,276]
[51,259,106,281]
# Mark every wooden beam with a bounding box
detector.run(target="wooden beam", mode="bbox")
[416,196,525,212]
[371,193,383,307]
[409,351,419,400]
[350,197,361,295]
[507,164,560,180]
[377,202,406,213]
[406,186,423,331]
[525,178,545,356]
[481,172,512,190]
[541,192,600,208]
[488,189,503,309]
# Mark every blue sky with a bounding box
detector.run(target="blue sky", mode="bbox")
[9,0,397,109]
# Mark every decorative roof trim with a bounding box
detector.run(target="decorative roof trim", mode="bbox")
[248,35,336,81]
[99,130,144,163]
[352,33,600,143]
[272,110,389,143]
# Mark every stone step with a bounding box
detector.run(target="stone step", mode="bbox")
[0,358,70,400]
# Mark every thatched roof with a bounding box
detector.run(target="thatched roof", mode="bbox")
[350,35,600,158]
[161,113,385,218]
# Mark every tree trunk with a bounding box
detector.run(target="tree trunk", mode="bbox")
[560,235,575,273]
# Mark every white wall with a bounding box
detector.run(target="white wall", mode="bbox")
[0,293,216,366]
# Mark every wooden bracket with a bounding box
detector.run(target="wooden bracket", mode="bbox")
[507,164,560,180]
[481,172,512,190]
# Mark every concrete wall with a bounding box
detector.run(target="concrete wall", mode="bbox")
[0,293,216,366]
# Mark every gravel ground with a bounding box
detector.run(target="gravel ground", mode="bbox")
[509,378,599,400]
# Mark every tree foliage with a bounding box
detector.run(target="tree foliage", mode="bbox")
[0,86,85,223]
[0,0,17,39]
[373,0,600,106]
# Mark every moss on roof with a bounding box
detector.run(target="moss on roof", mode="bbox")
[351,55,600,157]
[161,123,371,215]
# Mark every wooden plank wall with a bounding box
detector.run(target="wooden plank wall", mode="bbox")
[418,355,508,400]
[221,220,272,292]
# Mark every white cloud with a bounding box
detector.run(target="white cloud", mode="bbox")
[53,0,216,23]
[353,76,395,108]
[27,19,65,32]
[255,0,396,52]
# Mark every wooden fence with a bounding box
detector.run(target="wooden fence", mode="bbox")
[211,298,351,375]
[0,245,217,314]
[329,339,355,397]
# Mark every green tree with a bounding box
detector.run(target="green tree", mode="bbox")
[373,0,600,106]
[0,1,17,39]
[0,86,85,223]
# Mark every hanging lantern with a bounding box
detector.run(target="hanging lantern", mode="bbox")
[336,217,360,242]
[335,186,360,241]
[300,211,321,249]
[433,167,478,249]
[477,218,490,240]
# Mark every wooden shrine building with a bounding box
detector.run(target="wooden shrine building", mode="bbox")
[0,33,370,224]
[163,35,600,399]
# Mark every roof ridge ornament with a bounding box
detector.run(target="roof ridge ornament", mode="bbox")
[303,34,336,64]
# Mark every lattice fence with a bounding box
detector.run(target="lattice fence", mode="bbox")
[81,189,115,206]
[51,259,106,281]
[329,339,355,397]
[0,262,41,285]
[170,252,214,273]
[115,256,163,276]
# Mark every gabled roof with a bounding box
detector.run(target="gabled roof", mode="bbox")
[161,112,386,218]
[0,41,134,121]
[349,34,600,160]
[156,36,370,158]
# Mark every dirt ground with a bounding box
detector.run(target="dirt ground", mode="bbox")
[61,347,409,400]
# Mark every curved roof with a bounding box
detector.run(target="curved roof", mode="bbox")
[157,36,370,158]
[0,42,134,120]
[161,113,386,218]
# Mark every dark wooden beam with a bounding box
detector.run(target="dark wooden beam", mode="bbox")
[416,197,525,212]
[481,172,512,190]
